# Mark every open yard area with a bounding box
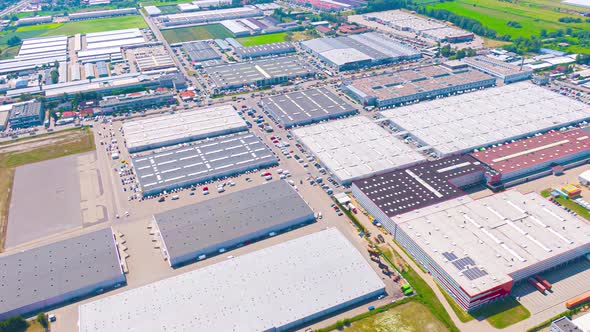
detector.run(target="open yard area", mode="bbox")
[237,32,288,46]
[0,128,95,252]
[161,24,234,43]
[343,301,449,332]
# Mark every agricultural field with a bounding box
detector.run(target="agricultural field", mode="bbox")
[345,301,449,332]
[161,24,234,43]
[158,4,181,14]
[236,32,288,46]
[428,0,590,39]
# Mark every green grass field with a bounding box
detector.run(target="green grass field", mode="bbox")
[471,297,531,329]
[161,24,234,43]
[236,32,288,46]
[429,0,590,39]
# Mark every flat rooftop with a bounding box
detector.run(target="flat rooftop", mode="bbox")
[183,41,221,62]
[0,227,123,319]
[154,180,313,261]
[292,116,426,183]
[78,228,385,332]
[470,128,590,175]
[462,56,527,77]
[392,191,590,295]
[123,104,247,152]
[234,42,295,58]
[347,66,495,102]
[353,155,483,217]
[381,82,590,156]
[261,87,357,128]
[133,132,278,195]
[206,56,315,89]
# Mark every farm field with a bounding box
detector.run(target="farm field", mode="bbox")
[236,32,288,46]
[428,0,590,39]
[161,24,234,43]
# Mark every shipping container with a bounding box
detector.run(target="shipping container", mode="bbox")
[529,278,546,293]
[534,275,552,290]
[566,290,590,309]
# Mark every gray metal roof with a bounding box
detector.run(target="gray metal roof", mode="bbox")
[0,227,123,319]
[133,132,278,195]
[261,87,357,128]
[8,101,42,120]
[155,180,314,261]
[183,41,221,62]
[234,42,296,58]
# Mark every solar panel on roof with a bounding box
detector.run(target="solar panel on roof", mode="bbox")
[442,252,458,261]
[463,267,488,280]
[452,256,475,270]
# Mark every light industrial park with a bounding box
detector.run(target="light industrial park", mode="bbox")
[0,0,590,332]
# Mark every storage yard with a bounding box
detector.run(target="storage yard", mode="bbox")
[122,104,247,152]
[344,65,496,108]
[0,227,125,321]
[381,82,590,157]
[301,32,421,71]
[260,87,357,128]
[292,116,426,184]
[133,132,278,195]
[78,228,385,332]
[205,56,316,90]
[152,180,314,266]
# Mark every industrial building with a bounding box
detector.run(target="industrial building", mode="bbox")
[206,56,316,90]
[183,41,221,62]
[133,132,278,195]
[133,48,176,72]
[153,181,314,266]
[78,228,385,332]
[234,42,296,59]
[301,33,421,71]
[99,90,176,113]
[220,19,250,36]
[361,190,590,311]
[470,128,590,189]
[260,87,357,128]
[290,0,367,11]
[160,6,262,27]
[352,155,483,218]
[16,15,52,26]
[85,28,145,50]
[292,116,426,184]
[0,36,68,75]
[462,56,533,83]
[123,104,247,152]
[381,82,590,157]
[344,66,496,108]
[0,227,125,320]
[8,101,44,129]
[68,8,137,20]
[144,5,161,16]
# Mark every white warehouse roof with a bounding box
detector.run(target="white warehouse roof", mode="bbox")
[78,228,385,332]
[381,82,590,157]
[123,104,247,152]
[292,116,426,183]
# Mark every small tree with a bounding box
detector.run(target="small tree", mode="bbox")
[36,313,48,329]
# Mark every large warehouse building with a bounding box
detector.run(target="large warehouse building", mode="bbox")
[381,191,590,311]
[78,228,385,332]
[462,56,532,83]
[159,6,262,27]
[470,128,590,188]
[344,66,496,108]
[301,33,421,71]
[153,180,314,266]
[0,227,125,320]
[381,82,590,157]
[123,104,247,152]
[260,87,357,128]
[133,132,278,195]
[292,116,426,184]
[206,56,315,90]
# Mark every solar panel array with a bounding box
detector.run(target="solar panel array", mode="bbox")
[445,254,488,281]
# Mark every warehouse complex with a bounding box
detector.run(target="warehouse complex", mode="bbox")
[123,104,247,152]
[301,33,421,71]
[234,42,296,59]
[0,36,68,75]
[352,155,484,219]
[463,56,533,83]
[293,116,426,184]
[78,228,385,332]
[471,128,590,188]
[133,132,278,195]
[0,228,124,320]
[206,56,315,90]
[381,82,590,157]
[260,87,357,128]
[159,6,262,27]
[153,181,314,266]
[386,191,590,311]
[344,66,496,108]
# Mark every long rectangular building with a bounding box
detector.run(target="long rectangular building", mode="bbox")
[344,66,496,108]
[133,132,278,195]
[235,42,296,59]
[68,8,137,20]
[381,82,590,157]
[462,56,532,83]
[160,6,261,27]
[78,228,385,332]
[123,104,247,152]
[0,227,125,320]
[153,180,314,266]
